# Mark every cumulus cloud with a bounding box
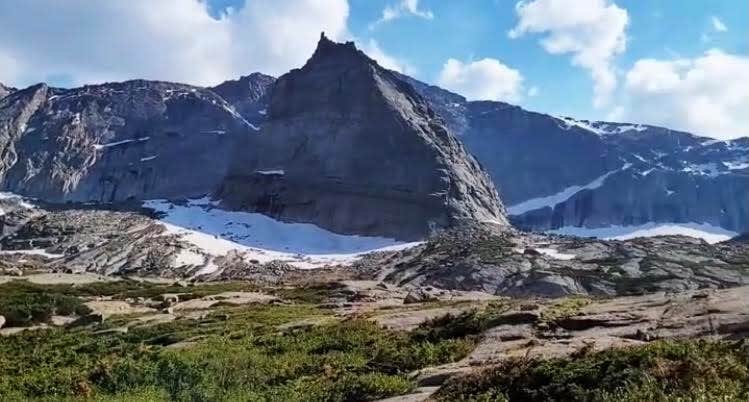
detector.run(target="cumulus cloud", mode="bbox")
[437,58,525,103]
[508,0,629,108]
[0,0,349,88]
[615,49,749,140]
[371,0,433,29]
[711,16,728,32]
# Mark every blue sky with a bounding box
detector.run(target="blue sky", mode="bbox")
[342,0,747,120]
[0,0,746,139]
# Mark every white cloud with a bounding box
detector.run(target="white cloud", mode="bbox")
[371,0,433,29]
[615,49,749,140]
[508,0,629,108]
[711,16,728,32]
[360,40,416,75]
[527,86,539,97]
[437,58,525,103]
[0,0,349,88]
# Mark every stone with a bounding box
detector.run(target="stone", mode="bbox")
[404,288,438,304]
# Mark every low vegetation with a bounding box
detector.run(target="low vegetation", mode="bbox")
[0,280,474,401]
[0,281,91,327]
[436,339,749,401]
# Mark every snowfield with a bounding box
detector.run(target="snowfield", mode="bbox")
[144,197,422,270]
[507,163,630,216]
[548,222,738,244]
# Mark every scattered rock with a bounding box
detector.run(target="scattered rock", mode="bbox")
[404,288,438,304]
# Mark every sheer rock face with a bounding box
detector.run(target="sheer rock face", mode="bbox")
[0,80,250,202]
[219,35,508,240]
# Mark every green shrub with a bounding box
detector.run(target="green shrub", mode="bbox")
[436,339,749,401]
[0,302,475,401]
[0,291,91,327]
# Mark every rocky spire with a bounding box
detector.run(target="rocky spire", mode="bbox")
[219,37,509,240]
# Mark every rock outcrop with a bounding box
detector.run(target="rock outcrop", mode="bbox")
[374,228,749,297]
[0,80,251,202]
[219,34,508,240]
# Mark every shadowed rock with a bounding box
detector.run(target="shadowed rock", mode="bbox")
[219,34,508,240]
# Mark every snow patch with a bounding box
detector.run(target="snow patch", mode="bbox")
[0,192,35,210]
[255,169,285,176]
[724,160,749,170]
[681,162,722,177]
[535,247,576,260]
[140,155,158,162]
[144,198,421,270]
[548,222,737,244]
[0,249,64,259]
[508,164,628,215]
[94,137,150,150]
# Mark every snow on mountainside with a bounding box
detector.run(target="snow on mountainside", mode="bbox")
[507,163,631,215]
[144,197,421,271]
[394,72,749,235]
[549,222,738,244]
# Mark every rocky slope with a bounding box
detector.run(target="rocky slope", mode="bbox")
[370,228,749,297]
[0,83,14,99]
[397,74,749,234]
[210,72,275,129]
[219,34,508,240]
[0,80,253,202]
[1,189,746,299]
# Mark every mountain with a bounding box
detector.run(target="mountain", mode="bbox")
[0,36,744,241]
[218,34,508,240]
[0,82,14,99]
[210,72,275,129]
[0,80,250,202]
[396,73,749,234]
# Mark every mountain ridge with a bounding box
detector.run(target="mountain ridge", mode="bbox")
[0,37,745,236]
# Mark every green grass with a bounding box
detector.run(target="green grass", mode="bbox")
[540,296,591,323]
[436,339,749,401]
[0,294,475,401]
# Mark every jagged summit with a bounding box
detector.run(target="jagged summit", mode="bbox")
[220,36,508,240]
[306,32,368,67]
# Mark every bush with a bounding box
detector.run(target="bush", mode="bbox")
[436,339,749,401]
[0,291,91,327]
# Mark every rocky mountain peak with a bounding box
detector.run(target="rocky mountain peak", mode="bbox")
[307,32,365,67]
[220,37,509,240]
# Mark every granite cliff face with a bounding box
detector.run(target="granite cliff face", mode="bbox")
[398,75,749,234]
[0,80,251,202]
[219,35,508,240]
